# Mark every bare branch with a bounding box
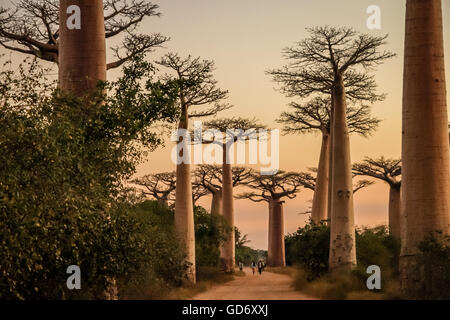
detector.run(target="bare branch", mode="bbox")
[267,26,395,103]
[353,156,402,187]
[0,0,166,68]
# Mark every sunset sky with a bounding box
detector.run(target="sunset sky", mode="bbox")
[3,0,450,250]
[127,0,450,250]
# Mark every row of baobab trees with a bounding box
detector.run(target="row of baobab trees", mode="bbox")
[0,0,447,293]
[130,158,400,269]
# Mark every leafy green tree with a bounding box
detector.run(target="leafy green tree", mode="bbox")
[0,55,180,299]
[285,220,330,280]
[194,206,230,269]
[235,228,263,266]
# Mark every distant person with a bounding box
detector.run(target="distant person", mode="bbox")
[251,261,256,275]
[257,260,264,275]
[238,262,243,272]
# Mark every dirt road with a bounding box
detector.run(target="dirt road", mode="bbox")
[192,267,317,300]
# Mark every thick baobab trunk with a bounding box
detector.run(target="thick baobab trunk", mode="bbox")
[220,147,235,273]
[267,199,286,267]
[311,133,330,223]
[327,100,335,222]
[388,185,401,239]
[400,0,450,291]
[329,76,357,273]
[210,190,223,216]
[175,105,196,283]
[59,0,106,94]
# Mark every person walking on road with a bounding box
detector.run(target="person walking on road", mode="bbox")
[257,260,264,275]
[251,261,256,275]
[238,262,244,272]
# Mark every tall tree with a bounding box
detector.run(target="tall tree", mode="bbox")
[401,0,450,291]
[58,0,106,94]
[237,171,303,267]
[193,165,253,216]
[157,53,229,283]
[300,168,373,215]
[269,26,394,273]
[0,1,168,70]
[199,117,265,273]
[353,157,402,239]
[131,172,176,206]
[301,168,374,194]
[278,96,379,223]
[192,183,209,206]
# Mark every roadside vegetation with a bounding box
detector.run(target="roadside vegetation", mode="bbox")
[283,220,449,300]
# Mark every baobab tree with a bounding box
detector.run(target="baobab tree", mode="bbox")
[58,0,106,93]
[237,171,304,267]
[401,0,450,291]
[269,26,395,273]
[277,96,380,223]
[193,165,253,216]
[197,117,265,273]
[353,157,402,239]
[191,183,209,206]
[301,168,374,195]
[131,172,176,207]
[0,0,167,70]
[157,53,230,283]
[300,168,374,216]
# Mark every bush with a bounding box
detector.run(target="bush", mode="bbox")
[194,206,230,268]
[235,228,266,266]
[285,221,400,282]
[354,225,400,279]
[117,201,188,299]
[285,220,330,280]
[412,235,450,299]
[0,56,180,299]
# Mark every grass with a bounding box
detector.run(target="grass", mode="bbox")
[157,266,238,300]
[121,266,244,300]
[265,265,403,300]
[265,266,297,276]
[290,267,403,300]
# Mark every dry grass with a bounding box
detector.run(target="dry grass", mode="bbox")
[265,266,296,276]
[157,267,237,300]
[289,267,402,300]
[264,266,402,300]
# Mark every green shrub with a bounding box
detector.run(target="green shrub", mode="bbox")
[285,221,400,282]
[235,227,266,265]
[412,235,450,299]
[285,219,330,280]
[117,201,188,299]
[194,206,230,268]
[354,225,400,281]
[0,56,179,299]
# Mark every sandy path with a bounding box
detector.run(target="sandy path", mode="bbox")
[192,267,317,300]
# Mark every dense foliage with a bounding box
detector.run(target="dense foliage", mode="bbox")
[235,228,267,265]
[413,235,450,299]
[285,221,400,281]
[117,201,188,299]
[194,206,230,268]
[285,220,330,280]
[0,56,180,299]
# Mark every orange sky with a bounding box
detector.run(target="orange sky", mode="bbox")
[127,0,450,249]
[2,0,450,250]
